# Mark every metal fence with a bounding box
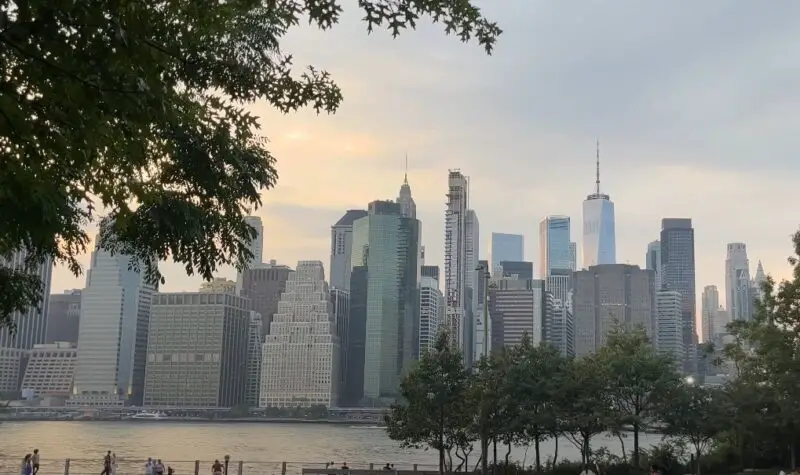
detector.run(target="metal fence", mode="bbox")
[0,459,441,475]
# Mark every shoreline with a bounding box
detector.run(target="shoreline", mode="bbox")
[0,417,384,425]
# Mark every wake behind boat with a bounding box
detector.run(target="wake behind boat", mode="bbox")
[129,411,168,420]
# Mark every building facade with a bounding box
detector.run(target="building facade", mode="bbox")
[21,342,77,398]
[330,288,350,403]
[70,243,155,406]
[656,290,683,366]
[236,216,264,293]
[499,261,534,280]
[352,201,420,403]
[245,311,264,407]
[419,276,443,356]
[464,209,480,367]
[143,292,249,407]
[646,240,662,291]
[488,277,550,348]
[540,216,572,277]
[45,289,81,344]
[261,261,339,408]
[330,210,369,292]
[240,262,293,337]
[0,248,53,350]
[582,145,616,268]
[490,233,524,272]
[660,218,697,373]
[444,171,469,351]
[725,243,752,322]
[573,264,655,356]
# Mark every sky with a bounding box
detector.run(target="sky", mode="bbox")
[51,0,800,338]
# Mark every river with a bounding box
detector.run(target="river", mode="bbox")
[0,422,665,475]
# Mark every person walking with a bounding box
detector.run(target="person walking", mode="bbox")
[101,451,113,475]
[31,450,40,475]
[111,453,117,475]
[211,460,223,475]
[21,454,33,475]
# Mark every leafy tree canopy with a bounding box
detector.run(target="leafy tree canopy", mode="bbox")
[0,0,501,326]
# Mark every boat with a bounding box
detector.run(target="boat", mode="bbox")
[130,411,167,420]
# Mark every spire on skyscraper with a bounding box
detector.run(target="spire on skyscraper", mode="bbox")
[397,154,416,218]
[596,140,600,195]
[404,152,409,185]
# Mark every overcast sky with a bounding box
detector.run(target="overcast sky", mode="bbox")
[52,0,800,337]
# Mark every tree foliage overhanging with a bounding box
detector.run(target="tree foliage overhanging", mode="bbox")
[387,228,800,475]
[0,0,501,327]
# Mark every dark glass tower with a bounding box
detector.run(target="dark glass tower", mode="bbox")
[660,218,697,374]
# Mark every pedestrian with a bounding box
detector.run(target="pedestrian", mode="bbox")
[212,460,223,475]
[155,459,165,475]
[21,454,33,475]
[111,453,117,475]
[31,450,40,475]
[101,451,112,475]
[145,457,154,475]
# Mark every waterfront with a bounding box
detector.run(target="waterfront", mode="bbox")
[0,421,665,474]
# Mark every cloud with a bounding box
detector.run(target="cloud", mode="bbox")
[52,1,800,334]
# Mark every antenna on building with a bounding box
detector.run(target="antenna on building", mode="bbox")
[404,152,409,184]
[595,139,601,195]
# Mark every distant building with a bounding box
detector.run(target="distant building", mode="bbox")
[421,265,440,282]
[70,241,155,407]
[241,262,293,337]
[464,209,480,368]
[342,266,368,407]
[445,171,469,354]
[21,342,77,398]
[646,241,662,291]
[419,276,443,355]
[0,349,25,395]
[330,210,369,291]
[725,243,752,321]
[0,248,53,350]
[573,264,655,356]
[200,278,237,294]
[656,290,684,366]
[244,312,263,407]
[236,216,265,293]
[701,285,723,342]
[489,277,550,348]
[261,261,339,408]
[661,218,697,373]
[540,216,572,277]
[547,301,575,358]
[143,292,250,407]
[499,261,534,280]
[490,233,524,272]
[46,289,82,344]
[330,288,350,404]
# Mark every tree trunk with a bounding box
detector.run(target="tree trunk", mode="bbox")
[553,436,559,465]
[583,435,591,470]
[481,436,489,475]
[616,432,626,464]
[632,421,640,468]
[492,438,498,475]
[504,444,512,475]
[535,434,541,471]
[439,407,445,475]
[695,449,701,475]
[790,442,796,470]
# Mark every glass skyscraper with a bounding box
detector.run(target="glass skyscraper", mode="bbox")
[351,200,420,403]
[540,216,572,277]
[490,233,524,271]
[660,218,696,374]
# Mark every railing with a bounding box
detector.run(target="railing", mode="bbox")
[0,459,441,475]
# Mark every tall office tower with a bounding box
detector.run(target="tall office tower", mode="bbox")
[540,216,572,277]
[656,290,684,366]
[545,274,571,311]
[464,209,480,367]
[752,261,766,304]
[330,287,350,403]
[569,242,577,272]
[396,166,417,219]
[330,210,369,291]
[235,216,264,293]
[445,170,469,350]
[701,285,724,342]
[725,243,753,321]
[582,142,616,268]
[245,311,264,407]
[0,248,53,350]
[21,342,78,398]
[490,233,525,272]
[646,240,662,291]
[488,277,551,348]
[547,301,575,358]
[342,266,368,406]
[419,276,443,355]
[499,261,534,280]
[421,265,441,282]
[143,292,250,407]
[241,262,293,337]
[474,259,491,360]
[573,264,655,356]
[200,278,237,294]
[46,289,82,344]
[261,261,339,408]
[69,241,155,407]
[660,218,697,373]
[352,201,420,403]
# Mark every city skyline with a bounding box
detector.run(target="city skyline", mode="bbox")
[46,1,798,333]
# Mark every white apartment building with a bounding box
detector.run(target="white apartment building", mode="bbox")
[444,170,469,350]
[21,342,77,397]
[260,261,339,408]
[656,290,684,366]
[70,242,155,407]
[419,276,443,355]
[245,311,264,407]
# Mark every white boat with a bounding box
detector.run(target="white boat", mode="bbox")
[130,411,167,420]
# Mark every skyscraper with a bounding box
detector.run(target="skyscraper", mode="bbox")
[540,216,572,277]
[245,311,264,407]
[573,264,655,356]
[725,243,752,321]
[353,200,420,402]
[569,242,577,272]
[329,209,368,291]
[464,209,480,367]
[490,233,525,272]
[752,261,766,304]
[646,240,662,291]
[660,218,697,373]
[46,289,81,344]
[396,163,417,219]
[236,216,264,293]
[701,285,721,342]
[330,287,350,403]
[445,170,469,350]
[70,242,156,406]
[488,277,551,348]
[143,292,250,407]
[261,261,339,408]
[419,275,443,355]
[0,248,52,350]
[582,142,616,268]
[656,290,683,366]
[240,262,293,337]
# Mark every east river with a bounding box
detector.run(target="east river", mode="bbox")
[0,422,664,475]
